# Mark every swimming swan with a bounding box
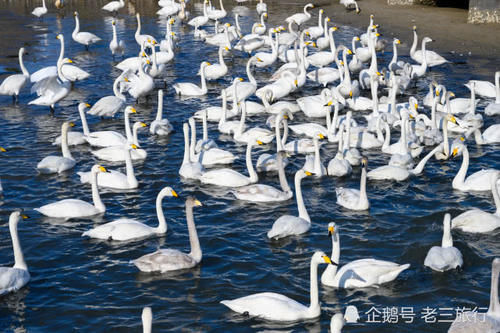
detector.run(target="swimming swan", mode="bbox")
[72,11,102,49]
[150,90,173,136]
[321,222,410,288]
[132,197,203,273]
[173,62,210,96]
[0,48,30,102]
[336,157,369,210]
[82,187,178,241]
[221,251,332,322]
[35,165,109,219]
[424,213,463,272]
[37,121,76,174]
[0,211,30,296]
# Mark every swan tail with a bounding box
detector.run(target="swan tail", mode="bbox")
[378,263,410,285]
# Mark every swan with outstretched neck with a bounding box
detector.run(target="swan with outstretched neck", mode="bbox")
[0,48,30,102]
[424,213,463,272]
[72,11,102,49]
[0,211,30,296]
[132,197,203,273]
[82,187,179,241]
[336,157,369,210]
[221,251,332,321]
[37,121,76,174]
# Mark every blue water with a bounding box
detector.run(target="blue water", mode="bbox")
[0,1,499,332]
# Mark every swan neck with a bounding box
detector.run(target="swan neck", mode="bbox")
[453,145,469,189]
[275,114,283,151]
[441,215,453,248]
[295,173,310,221]
[487,261,500,317]
[91,169,105,213]
[186,202,202,263]
[410,29,418,57]
[313,138,321,174]
[182,125,190,164]
[79,106,90,136]
[200,65,207,92]
[61,124,73,159]
[442,116,449,156]
[73,14,80,35]
[390,41,398,66]
[247,59,256,85]
[132,124,139,146]
[308,257,320,313]
[496,72,500,103]
[246,143,258,182]
[156,90,164,121]
[359,165,368,204]
[19,49,29,77]
[10,215,27,270]
[58,35,65,63]
[136,14,141,36]
[329,28,336,55]
[189,120,197,161]
[202,111,208,141]
[492,176,500,215]
[124,147,137,188]
[124,110,133,142]
[154,192,167,234]
[277,153,291,194]
[412,144,441,175]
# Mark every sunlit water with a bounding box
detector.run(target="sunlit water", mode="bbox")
[0,1,499,332]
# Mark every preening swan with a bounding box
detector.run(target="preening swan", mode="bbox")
[448,258,500,332]
[0,211,30,296]
[37,121,76,174]
[321,222,410,288]
[452,172,500,233]
[267,169,312,239]
[79,144,139,190]
[82,187,179,241]
[132,197,203,273]
[0,48,30,102]
[150,89,173,136]
[35,165,109,219]
[336,157,369,210]
[424,214,463,272]
[221,251,332,322]
[32,0,47,18]
[72,11,102,49]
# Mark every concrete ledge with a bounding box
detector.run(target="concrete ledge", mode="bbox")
[387,0,436,5]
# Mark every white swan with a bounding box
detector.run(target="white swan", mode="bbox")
[451,142,499,192]
[267,169,312,239]
[452,172,500,233]
[203,47,228,80]
[233,151,292,202]
[72,12,101,49]
[410,26,448,67]
[102,0,124,13]
[469,124,500,145]
[199,140,260,187]
[336,157,369,210]
[86,105,136,147]
[255,110,290,172]
[150,90,173,136]
[188,0,209,28]
[82,187,178,241]
[223,58,258,102]
[424,213,463,272]
[78,144,139,190]
[306,27,338,69]
[485,71,500,115]
[0,48,30,102]
[285,3,314,27]
[221,251,332,321]
[189,117,236,166]
[466,71,500,99]
[321,222,410,288]
[32,0,47,17]
[35,165,108,219]
[173,62,210,96]
[142,307,153,333]
[87,72,127,117]
[302,136,327,177]
[304,9,325,39]
[109,20,125,58]
[233,102,275,144]
[328,123,352,177]
[0,211,30,296]
[132,197,203,273]
[256,71,297,102]
[125,58,154,101]
[29,58,72,111]
[179,122,203,179]
[92,122,147,162]
[135,13,158,46]
[207,0,226,20]
[448,258,500,332]
[37,121,76,174]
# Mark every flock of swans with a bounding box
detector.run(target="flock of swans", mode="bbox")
[0,0,500,331]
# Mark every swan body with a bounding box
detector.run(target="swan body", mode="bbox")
[72,12,102,47]
[32,0,47,17]
[29,58,72,111]
[410,26,448,67]
[0,48,30,100]
[424,214,463,272]
[150,90,173,136]
[102,0,124,12]
[466,71,500,99]
[174,62,209,96]
[336,157,369,210]
[328,123,352,177]
[189,117,236,166]
[452,173,500,233]
[132,197,203,273]
[37,122,76,174]
[221,251,332,322]
[35,165,108,219]
[322,222,410,288]
[203,47,228,80]
[86,106,135,147]
[0,212,30,296]
[125,59,154,100]
[87,73,127,117]
[267,170,311,239]
[82,187,178,241]
[285,3,314,26]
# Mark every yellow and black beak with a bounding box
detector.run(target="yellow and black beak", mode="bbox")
[328,225,335,236]
[171,189,178,197]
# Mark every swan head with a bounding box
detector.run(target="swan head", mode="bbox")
[187,196,203,207]
[330,26,338,32]
[125,106,137,114]
[92,165,110,174]
[73,11,79,17]
[112,20,116,26]
[10,210,29,226]
[133,122,148,131]
[412,25,417,31]
[159,186,179,198]
[361,157,368,168]
[394,38,401,45]
[451,140,465,157]
[423,37,433,43]
[78,102,91,111]
[62,58,73,64]
[317,133,325,140]
[312,251,333,266]
[56,34,63,40]
[327,222,336,236]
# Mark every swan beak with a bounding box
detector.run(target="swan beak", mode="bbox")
[140,122,148,127]
[73,11,77,16]
[340,60,344,65]
[171,32,176,36]
[347,49,352,55]
[435,90,440,96]
[257,58,263,62]
[312,42,317,48]
[171,190,178,197]
[324,100,333,107]
[356,8,361,14]
[225,47,229,51]
[328,225,334,236]
[21,214,29,219]
[413,25,417,30]
[375,33,381,37]
[256,140,264,145]
[332,27,338,31]
[238,78,244,82]
[0,147,5,152]
[311,4,315,8]
[56,35,60,40]
[194,199,203,206]
[409,114,414,120]
[69,122,75,127]
[322,255,333,265]
[67,59,73,63]
[318,133,325,139]
[305,31,310,36]
[294,79,298,87]
[112,20,116,25]
[99,166,109,173]
[376,71,381,76]
[130,107,137,113]
[327,18,331,22]
[142,52,147,57]
[131,144,138,149]
[396,39,401,44]
[450,92,456,97]
[124,77,130,82]
[304,171,312,176]
[460,136,465,142]
[361,157,368,167]
[414,103,419,110]
[85,103,91,108]
[450,116,457,123]
[146,60,151,65]
[206,62,211,66]
[349,91,353,97]
[452,147,458,157]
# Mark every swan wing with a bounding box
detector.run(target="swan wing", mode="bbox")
[87,96,125,117]
[452,210,500,233]
[30,66,57,83]
[267,215,310,239]
[37,156,75,173]
[424,246,463,272]
[0,267,30,296]
[84,130,127,147]
[35,199,98,218]
[233,184,287,202]
[61,65,90,81]
[83,219,154,241]
[464,169,499,191]
[199,169,249,187]
[335,259,409,288]
[132,248,197,272]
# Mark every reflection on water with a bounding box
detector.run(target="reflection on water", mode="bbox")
[0,0,499,332]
